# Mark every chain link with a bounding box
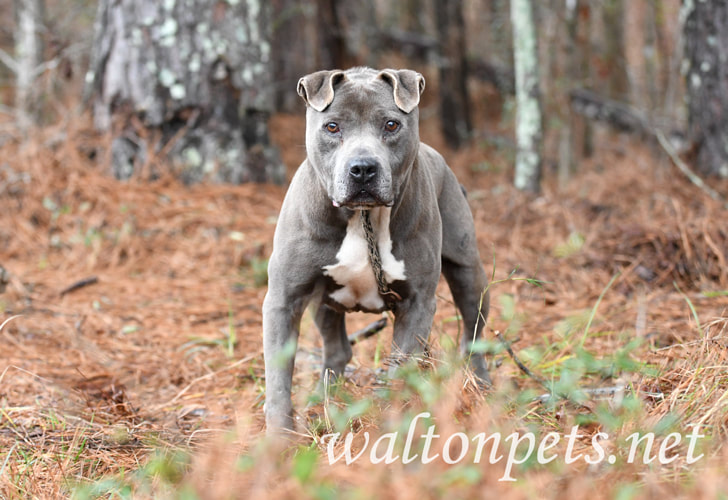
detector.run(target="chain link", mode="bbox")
[360,210,402,309]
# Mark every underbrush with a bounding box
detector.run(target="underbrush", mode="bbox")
[54,277,728,500]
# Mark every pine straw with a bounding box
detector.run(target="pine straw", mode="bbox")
[1,114,728,497]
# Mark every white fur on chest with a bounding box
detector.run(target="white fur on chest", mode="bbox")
[323,207,406,310]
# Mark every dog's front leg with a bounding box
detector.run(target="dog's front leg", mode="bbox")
[263,291,306,434]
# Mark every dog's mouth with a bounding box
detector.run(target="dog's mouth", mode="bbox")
[332,190,393,209]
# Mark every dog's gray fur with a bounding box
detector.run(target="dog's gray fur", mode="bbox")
[263,67,490,433]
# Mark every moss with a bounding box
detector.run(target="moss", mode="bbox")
[170,84,186,100]
[236,26,248,44]
[511,0,542,192]
[158,18,178,47]
[188,54,201,73]
[690,73,701,88]
[159,69,175,87]
[182,147,202,168]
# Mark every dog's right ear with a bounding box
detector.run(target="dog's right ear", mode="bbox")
[297,70,346,112]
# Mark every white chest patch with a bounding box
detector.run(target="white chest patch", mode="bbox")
[323,207,406,310]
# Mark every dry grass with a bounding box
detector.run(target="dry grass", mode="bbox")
[1,110,728,499]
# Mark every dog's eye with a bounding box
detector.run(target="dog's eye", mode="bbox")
[325,122,340,134]
[385,120,400,133]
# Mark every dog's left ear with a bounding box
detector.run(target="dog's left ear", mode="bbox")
[378,69,426,113]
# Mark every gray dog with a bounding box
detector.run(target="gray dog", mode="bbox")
[263,67,490,433]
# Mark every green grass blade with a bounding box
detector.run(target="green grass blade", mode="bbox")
[579,273,619,349]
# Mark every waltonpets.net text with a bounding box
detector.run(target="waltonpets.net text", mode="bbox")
[322,413,705,481]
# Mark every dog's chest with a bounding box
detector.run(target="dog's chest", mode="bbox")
[323,207,406,311]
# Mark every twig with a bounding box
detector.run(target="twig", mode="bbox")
[495,330,602,411]
[0,48,18,74]
[534,384,630,404]
[0,315,22,333]
[31,57,60,79]
[60,276,99,296]
[347,317,388,345]
[656,129,728,209]
[494,330,548,388]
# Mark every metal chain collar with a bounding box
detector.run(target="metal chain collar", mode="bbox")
[360,210,402,309]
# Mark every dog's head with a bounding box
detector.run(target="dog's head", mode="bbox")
[298,67,425,209]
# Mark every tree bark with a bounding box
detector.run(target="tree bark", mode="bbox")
[271,0,315,113]
[682,0,728,177]
[315,0,348,69]
[602,0,629,100]
[511,0,543,193]
[314,0,374,69]
[85,0,283,184]
[435,0,472,149]
[559,0,579,186]
[14,0,45,134]
[488,0,513,72]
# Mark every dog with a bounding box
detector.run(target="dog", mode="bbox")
[263,67,490,433]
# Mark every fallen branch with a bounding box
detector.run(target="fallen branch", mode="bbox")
[60,276,99,296]
[569,88,727,209]
[655,129,728,209]
[469,58,515,95]
[377,28,438,61]
[494,330,623,410]
[569,88,651,134]
[348,317,388,345]
[535,385,628,404]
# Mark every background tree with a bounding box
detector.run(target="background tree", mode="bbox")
[602,0,629,100]
[85,0,283,184]
[0,0,700,190]
[13,0,45,135]
[511,0,543,193]
[271,0,316,113]
[435,0,472,149]
[682,0,728,178]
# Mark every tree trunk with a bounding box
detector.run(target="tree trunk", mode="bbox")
[578,1,594,158]
[511,0,543,193]
[602,0,629,100]
[682,0,728,178]
[271,0,315,113]
[559,0,580,187]
[315,0,348,69]
[85,0,283,184]
[624,0,647,107]
[489,0,513,72]
[314,0,375,69]
[14,0,44,134]
[435,0,472,149]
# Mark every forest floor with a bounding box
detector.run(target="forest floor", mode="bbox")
[1,107,728,498]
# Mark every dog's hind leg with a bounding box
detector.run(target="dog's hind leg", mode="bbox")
[442,259,492,387]
[438,169,492,387]
[314,304,352,383]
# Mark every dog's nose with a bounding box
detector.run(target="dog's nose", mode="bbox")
[348,157,379,184]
